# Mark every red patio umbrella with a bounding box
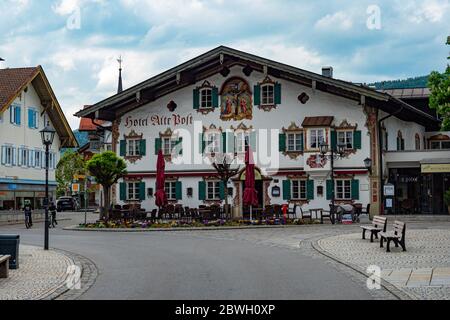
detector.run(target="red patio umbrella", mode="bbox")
[155,150,168,209]
[243,146,258,220]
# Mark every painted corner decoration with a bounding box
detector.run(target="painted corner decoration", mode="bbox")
[220,77,253,121]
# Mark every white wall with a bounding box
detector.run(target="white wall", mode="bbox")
[0,83,61,182]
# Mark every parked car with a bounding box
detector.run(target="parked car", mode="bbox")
[56,197,79,212]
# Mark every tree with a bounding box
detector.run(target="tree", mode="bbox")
[428,37,450,130]
[86,151,127,220]
[56,151,86,197]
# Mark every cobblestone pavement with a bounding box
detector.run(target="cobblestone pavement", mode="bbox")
[0,245,97,300]
[317,229,450,300]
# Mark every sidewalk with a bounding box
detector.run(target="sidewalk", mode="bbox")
[0,245,93,300]
[315,229,450,299]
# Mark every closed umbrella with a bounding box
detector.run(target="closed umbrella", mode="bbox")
[243,146,258,221]
[155,150,167,212]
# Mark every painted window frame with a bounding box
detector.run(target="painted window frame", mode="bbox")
[127,138,141,157]
[287,132,303,152]
[261,83,275,106]
[337,130,354,150]
[291,179,307,200]
[200,88,213,109]
[235,130,250,154]
[335,179,352,200]
[309,128,325,149]
[9,104,21,126]
[205,131,221,154]
[127,182,141,201]
[1,145,15,166]
[206,180,221,200]
[162,137,178,156]
[165,181,177,201]
[28,107,39,129]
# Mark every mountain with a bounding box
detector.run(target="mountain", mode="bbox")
[369,75,429,90]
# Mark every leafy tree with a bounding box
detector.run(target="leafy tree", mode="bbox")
[428,37,450,130]
[86,151,127,220]
[56,151,86,197]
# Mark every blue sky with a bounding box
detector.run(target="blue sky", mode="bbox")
[0,0,449,129]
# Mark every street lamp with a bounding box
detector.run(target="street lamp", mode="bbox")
[364,157,373,174]
[320,141,346,224]
[40,125,56,250]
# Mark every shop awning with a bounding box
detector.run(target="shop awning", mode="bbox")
[420,159,450,173]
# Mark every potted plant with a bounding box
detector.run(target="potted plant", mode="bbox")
[444,189,450,214]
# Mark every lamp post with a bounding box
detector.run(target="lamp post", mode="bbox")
[40,125,56,250]
[211,153,240,220]
[319,141,346,224]
[364,157,373,174]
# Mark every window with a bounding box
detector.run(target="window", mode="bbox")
[415,134,421,150]
[261,84,274,105]
[397,131,405,151]
[287,133,303,152]
[310,129,324,149]
[235,131,249,153]
[28,108,38,129]
[1,145,15,166]
[9,104,21,126]
[165,182,177,200]
[18,148,29,167]
[127,182,141,201]
[200,88,213,109]
[34,150,41,168]
[430,140,450,150]
[205,132,220,154]
[291,180,307,200]
[162,137,178,156]
[207,181,220,200]
[337,131,354,149]
[336,180,351,200]
[127,139,140,156]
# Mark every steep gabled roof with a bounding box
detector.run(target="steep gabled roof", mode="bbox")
[75,46,440,130]
[0,66,77,148]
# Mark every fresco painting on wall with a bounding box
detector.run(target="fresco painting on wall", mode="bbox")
[220,77,253,121]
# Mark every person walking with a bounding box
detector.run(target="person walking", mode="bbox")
[23,200,33,228]
[49,200,57,227]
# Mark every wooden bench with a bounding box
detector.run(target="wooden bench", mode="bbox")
[360,216,387,242]
[379,221,406,252]
[0,255,11,278]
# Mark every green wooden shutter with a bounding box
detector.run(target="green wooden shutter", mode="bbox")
[120,182,126,201]
[222,132,227,153]
[250,131,257,151]
[326,180,334,200]
[120,140,126,157]
[279,133,286,152]
[307,180,314,200]
[254,85,261,106]
[176,137,183,155]
[274,83,281,104]
[300,132,304,151]
[212,87,219,108]
[351,179,360,200]
[219,181,225,200]
[198,181,206,200]
[139,139,146,156]
[227,132,235,154]
[193,88,200,109]
[282,180,291,200]
[331,131,337,151]
[176,181,182,200]
[154,138,162,155]
[354,131,362,149]
[139,182,146,201]
[199,133,206,154]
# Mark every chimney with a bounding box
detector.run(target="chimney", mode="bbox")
[322,66,333,78]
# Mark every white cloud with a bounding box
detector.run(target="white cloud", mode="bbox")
[315,11,353,30]
[397,0,450,23]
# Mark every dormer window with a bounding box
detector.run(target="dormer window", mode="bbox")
[310,129,325,149]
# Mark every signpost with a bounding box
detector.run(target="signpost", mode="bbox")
[383,183,395,214]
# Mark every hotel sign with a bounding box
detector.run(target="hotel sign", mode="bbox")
[125,114,193,128]
[421,163,450,173]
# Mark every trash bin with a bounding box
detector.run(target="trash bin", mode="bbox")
[0,235,20,269]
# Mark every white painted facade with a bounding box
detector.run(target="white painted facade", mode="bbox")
[0,82,61,210]
[115,65,379,214]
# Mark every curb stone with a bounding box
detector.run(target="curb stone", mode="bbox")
[311,236,418,300]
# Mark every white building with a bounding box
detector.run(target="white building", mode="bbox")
[0,66,77,211]
[76,46,450,216]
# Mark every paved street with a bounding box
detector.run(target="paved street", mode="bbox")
[0,212,396,300]
[3,212,450,300]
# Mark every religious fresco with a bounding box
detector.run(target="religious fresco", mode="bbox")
[220,77,253,121]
